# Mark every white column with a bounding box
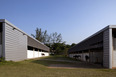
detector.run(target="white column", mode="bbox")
[33,48,35,58]
[82,51,83,61]
[109,28,113,69]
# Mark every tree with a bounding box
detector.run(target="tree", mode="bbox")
[50,32,62,44]
[71,43,76,47]
[31,28,62,45]
[32,27,75,56]
[31,28,49,44]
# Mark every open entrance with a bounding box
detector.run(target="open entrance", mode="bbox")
[0,23,2,57]
[89,48,103,65]
[112,29,116,67]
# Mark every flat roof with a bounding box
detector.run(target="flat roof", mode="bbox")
[69,25,116,51]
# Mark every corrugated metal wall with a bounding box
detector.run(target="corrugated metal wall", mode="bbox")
[103,29,110,68]
[5,23,27,61]
[28,36,49,51]
[68,33,103,53]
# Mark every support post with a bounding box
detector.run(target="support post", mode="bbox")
[33,48,35,58]
[109,28,112,69]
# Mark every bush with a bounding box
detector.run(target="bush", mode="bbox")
[0,57,5,62]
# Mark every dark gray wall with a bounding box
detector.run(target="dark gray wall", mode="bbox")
[69,33,103,53]
[89,50,103,63]
[103,29,110,68]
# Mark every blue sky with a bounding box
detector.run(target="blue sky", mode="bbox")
[1,0,116,44]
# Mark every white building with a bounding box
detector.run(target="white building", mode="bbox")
[0,19,49,61]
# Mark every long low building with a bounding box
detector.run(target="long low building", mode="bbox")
[68,25,116,69]
[0,19,49,61]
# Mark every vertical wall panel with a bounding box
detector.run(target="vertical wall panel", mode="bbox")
[103,29,110,68]
[5,23,27,61]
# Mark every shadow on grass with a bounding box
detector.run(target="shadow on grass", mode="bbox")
[31,56,104,69]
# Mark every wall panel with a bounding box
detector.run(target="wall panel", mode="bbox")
[5,23,27,61]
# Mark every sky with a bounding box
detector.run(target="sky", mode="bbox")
[1,0,116,44]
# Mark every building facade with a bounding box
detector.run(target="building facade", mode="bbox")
[68,25,116,69]
[0,19,49,61]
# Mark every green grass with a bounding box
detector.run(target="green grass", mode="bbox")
[0,55,116,77]
[39,55,79,61]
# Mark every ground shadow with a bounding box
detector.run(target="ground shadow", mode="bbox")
[32,58,104,69]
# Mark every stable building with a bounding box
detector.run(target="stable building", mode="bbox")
[0,19,49,61]
[68,25,116,69]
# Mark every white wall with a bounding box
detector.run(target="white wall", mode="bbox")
[27,50,49,59]
[44,52,49,56]
[34,51,39,58]
[69,54,74,58]
[82,53,89,61]
[69,53,89,61]
[38,52,49,57]
[27,50,34,59]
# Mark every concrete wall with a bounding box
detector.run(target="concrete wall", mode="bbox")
[112,50,116,67]
[89,51,103,63]
[34,51,39,58]
[69,54,75,58]
[69,53,89,61]
[5,23,27,61]
[43,52,49,56]
[38,52,49,57]
[27,50,49,59]
[27,50,34,58]
[103,29,111,68]
[82,52,89,61]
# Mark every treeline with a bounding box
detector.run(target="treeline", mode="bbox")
[31,28,76,55]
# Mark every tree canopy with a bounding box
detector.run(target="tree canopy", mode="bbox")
[31,27,76,55]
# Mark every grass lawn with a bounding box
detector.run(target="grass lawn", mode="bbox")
[0,55,116,77]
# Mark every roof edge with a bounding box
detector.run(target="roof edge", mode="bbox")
[0,19,49,50]
[69,25,110,50]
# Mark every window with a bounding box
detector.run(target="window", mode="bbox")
[28,46,33,50]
